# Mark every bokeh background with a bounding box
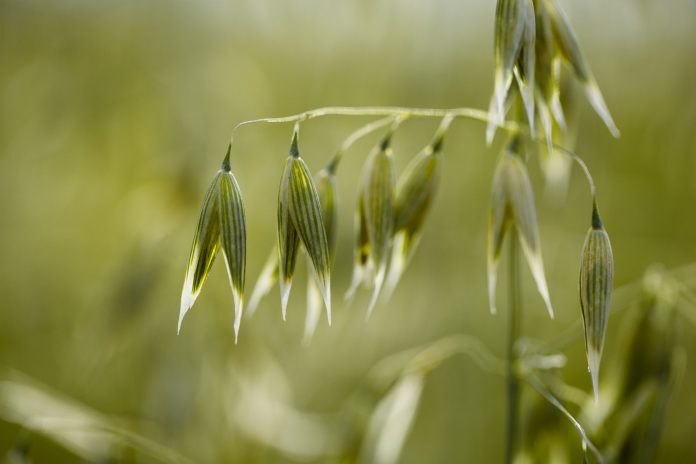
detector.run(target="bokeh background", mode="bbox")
[1,0,695,462]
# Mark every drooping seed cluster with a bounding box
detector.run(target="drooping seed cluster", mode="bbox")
[488,0,618,399]
[177,0,618,404]
[178,117,615,399]
[488,0,619,149]
[180,117,453,343]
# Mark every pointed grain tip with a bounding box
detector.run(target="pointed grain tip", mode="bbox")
[591,201,603,230]
[178,295,192,334]
[222,144,232,172]
[544,295,555,319]
[487,268,498,315]
[587,348,601,401]
[586,84,620,139]
[233,304,242,344]
[290,124,300,158]
[366,287,380,320]
[325,294,332,326]
[380,134,392,151]
[177,310,185,334]
[280,282,291,321]
[317,280,332,327]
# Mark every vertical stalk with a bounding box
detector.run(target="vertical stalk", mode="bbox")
[505,230,521,464]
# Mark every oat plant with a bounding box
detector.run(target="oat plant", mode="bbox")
[176,1,630,462]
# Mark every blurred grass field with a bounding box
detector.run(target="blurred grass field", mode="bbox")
[1,0,695,462]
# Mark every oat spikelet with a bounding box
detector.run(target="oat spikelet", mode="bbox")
[579,201,614,401]
[179,173,221,333]
[179,146,247,341]
[488,0,536,143]
[546,0,619,137]
[277,125,332,321]
[217,152,247,342]
[488,137,554,317]
[386,116,451,297]
[362,136,396,317]
[304,164,338,341]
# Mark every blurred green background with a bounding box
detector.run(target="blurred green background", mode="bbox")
[1,0,695,462]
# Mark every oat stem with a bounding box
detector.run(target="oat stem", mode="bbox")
[228,106,523,146]
[524,373,605,463]
[505,230,521,464]
[227,106,601,202]
[551,143,597,198]
[326,116,395,173]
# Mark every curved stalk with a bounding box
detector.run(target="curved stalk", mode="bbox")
[225,105,601,205]
[524,373,605,464]
[228,105,524,146]
[551,143,597,198]
[326,116,395,173]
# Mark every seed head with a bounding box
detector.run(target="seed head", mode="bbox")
[346,195,372,301]
[304,163,339,341]
[346,132,396,317]
[579,201,614,401]
[532,0,562,155]
[545,0,620,137]
[488,0,619,144]
[179,146,247,342]
[385,117,451,297]
[314,167,338,264]
[488,137,553,317]
[277,124,332,322]
[488,0,537,144]
[248,161,338,328]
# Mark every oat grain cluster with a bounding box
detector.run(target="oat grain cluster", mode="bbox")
[177,2,620,440]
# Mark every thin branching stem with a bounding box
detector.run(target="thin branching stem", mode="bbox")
[551,143,597,198]
[326,117,395,173]
[227,106,601,205]
[505,230,521,464]
[403,334,506,377]
[228,105,523,146]
[524,373,605,464]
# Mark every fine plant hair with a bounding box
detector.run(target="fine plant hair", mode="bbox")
[174,1,680,463]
